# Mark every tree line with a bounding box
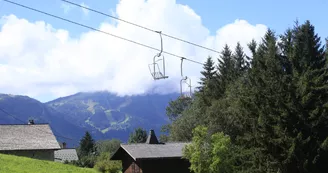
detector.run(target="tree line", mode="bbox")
[164,20,328,173]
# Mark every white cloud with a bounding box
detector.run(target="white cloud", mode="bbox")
[60,3,73,14]
[80,2,89,16]
[0,0,267,100]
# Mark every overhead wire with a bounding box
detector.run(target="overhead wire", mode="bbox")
[0,0,202,142]
[60,0,221,54]
[3,0,204,65]
[0,107,77,141]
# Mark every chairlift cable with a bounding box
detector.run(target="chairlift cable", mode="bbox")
[60,0,221,54]
[3,0,204,66]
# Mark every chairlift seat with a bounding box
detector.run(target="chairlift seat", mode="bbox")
[152,72,168,80]
[149,62,168,80]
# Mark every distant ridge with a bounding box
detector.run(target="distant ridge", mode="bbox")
[0,91,179,147]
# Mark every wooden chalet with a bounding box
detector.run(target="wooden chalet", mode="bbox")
[0,120,61,161]
[111,130,191,173]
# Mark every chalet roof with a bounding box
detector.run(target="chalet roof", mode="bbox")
[111,142,190,161]
[0,124,61,151]
[54,149,79,162]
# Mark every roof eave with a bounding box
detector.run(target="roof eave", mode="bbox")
[0,147,61,151]
[110,145,137,161]
[136,156,184,161]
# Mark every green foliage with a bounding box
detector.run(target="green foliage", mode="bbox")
[166,97,192,121]
[93,139,122,173]
[170,96,208,141]
[166,20,328,172]
[63,160,70,164]
[94,152,122,173]
[0,153,98,173]
[96,139,121,155]
[282,21,328,172]
[72,154,97,168]
[128,127,147,144]
[183,126,234,173]
[163,96,193,141]
[159,124,171,143]
[214,44,236,98]
[233,42,249,76]
[79,131,96,158]
[77,131,97,168]
[198,56,216,93]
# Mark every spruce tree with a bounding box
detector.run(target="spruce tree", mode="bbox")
[196,56,217,106]
[284,20,328,173]
[233,42,248,76]
[240,29,294,172]
[247,39,257,67]
[79,131,96,158]
[197,56,216,92]
[213,44,235,99]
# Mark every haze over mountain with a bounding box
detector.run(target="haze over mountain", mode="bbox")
[0,92,179,147]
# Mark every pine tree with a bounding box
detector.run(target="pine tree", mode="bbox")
[197,56,216,92]
[79,131,96,158]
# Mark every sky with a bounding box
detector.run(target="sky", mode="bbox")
[0,0,327,102]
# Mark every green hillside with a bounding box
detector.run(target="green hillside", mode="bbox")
[0,153,99,173]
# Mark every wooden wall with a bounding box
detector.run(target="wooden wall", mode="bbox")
[122,158,191,173]
[138,158,191,173]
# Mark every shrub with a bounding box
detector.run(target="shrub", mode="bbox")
[94,152,121,173]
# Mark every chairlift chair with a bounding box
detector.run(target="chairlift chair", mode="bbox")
[148,31,169,80]
[148,55,168,80]
[180,76,192,98]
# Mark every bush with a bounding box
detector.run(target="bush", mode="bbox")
[94,160,121,173]
[79,155,97,168]
[94,153,121,173]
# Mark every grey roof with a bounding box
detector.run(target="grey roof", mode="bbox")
[0,124,61,151]
[55,149,79,162]
[114,142,190,160]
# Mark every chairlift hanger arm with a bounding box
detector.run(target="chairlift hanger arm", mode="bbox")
[180,57,186,77]
[155,31,163,57]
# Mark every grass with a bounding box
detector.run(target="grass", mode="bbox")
[0,153,99,173]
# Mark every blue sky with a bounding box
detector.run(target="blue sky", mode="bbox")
[0,0,327,102]
[1,0,327,37]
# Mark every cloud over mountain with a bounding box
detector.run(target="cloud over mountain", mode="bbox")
[0,0,267,101]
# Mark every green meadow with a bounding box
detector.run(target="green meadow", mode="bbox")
[0,153,99,173]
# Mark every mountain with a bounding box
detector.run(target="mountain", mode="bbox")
[0,92,179,147]
[0,94,86,147]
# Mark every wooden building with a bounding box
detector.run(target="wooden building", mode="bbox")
[111,130,191,173]
[0,120,61,161]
